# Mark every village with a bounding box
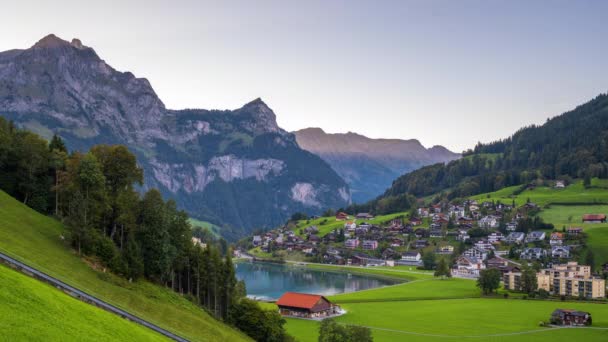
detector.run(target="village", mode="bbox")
[244,195,607,300]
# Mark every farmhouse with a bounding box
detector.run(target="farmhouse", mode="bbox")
[566,227,583,236]
[582,214,606,223]
[401,251,421,262]
[356,213,374,220]
[335,212,349,220]
[276,292,341,319]
[550,309,592,326]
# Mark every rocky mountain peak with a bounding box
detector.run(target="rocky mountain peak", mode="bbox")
[237,97,282,134]
[32,34,71,49]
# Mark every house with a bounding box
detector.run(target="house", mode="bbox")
[554,180,566,188]
[436,245,454,254]
[456,231,470,242]
[526,231,546,242]
[452,255,486,277]
[401,251,421,262]
[414,240,429,249]
[414,228,429,238]
[582,214,606,223]
[474,240,495,252]
[478,215,499,229]
[551,245,571,259]
[550,232,564,246]
[486,257,509,270]
[429,229,444,238]
[417,207,430,217]
[390,238,404,247]
[252,235,263,247]
[566,227,583,236]
[487,232,504,244]
[356,213,374,220]
[458,217,474,225]
[520,247,546,260]
[550,309,591,326]
[344,238,359,249]
[463,247,488,260]
[344,221,357,231]
[276,292,341,319]
[305,226,319,235]
[382,248,397,259]
[410,217,422,226]
[523,202,539,210]
[362,240,378,250]
[431,204,442,213]
[506,222,518,232]
[336,212,349,221]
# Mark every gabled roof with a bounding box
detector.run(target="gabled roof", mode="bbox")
[583,214,606,220]
[276,292,328,309]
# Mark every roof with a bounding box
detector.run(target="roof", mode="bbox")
[276,292,328,310]
[583,214,606,220]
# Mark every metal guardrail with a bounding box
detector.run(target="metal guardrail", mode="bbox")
[0,251,188,342]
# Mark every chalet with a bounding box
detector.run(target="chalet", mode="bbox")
[429,229,444,238]
[526,231,546,242]
[252,235,263,246]
[417,208,430,217]
[551,245,571,259]
[463,247,488,260]
[554,180,566,188]
[452,255,485,277]
[390,238,404,247]
[436,245,454,254]
[566,227,583,236]
[355,227,369,236]
[344,238,359,249]
[276,292,341,319]
[506,222,518,232]
[520,247,546,260]
[410,217,423,226]
[486,257,509,270]
[474,240,495,252]
[344,221,357,231]
[362,240,379,250]
[414,240,429,249]
[382,248,397,259]
[487,232,504,244]
[336,212,349,220]
[523,202,539,210]
[582,214,606,223]
[308,235,321,244]
[550,232,564,246]
[550,309,592,326]
[401,251,421,262]
[305,226,319,235]
[432,204,442,213]
[458,217,474,225]
[478,215,499,229]
[356,213,374,220]
[415,228,429,238]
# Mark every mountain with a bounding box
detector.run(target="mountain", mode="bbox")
[0,34,350,238]
[294,127,459,203]
[373,92,608,208]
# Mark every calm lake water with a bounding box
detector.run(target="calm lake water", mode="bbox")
[235,262,403,300]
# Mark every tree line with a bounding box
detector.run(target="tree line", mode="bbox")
[0,117,293,341]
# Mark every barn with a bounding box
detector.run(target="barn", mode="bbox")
[276,292,340,319]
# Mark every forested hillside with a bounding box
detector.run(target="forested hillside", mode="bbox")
[355,93,608,213]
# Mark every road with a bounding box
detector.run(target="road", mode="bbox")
[0,251,188,342]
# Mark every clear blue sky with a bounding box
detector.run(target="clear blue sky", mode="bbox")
[2,0,608,151]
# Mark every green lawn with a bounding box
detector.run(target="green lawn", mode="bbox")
[539,204,608,266]
[0,190,249,342]
[471,179,608,207]
[189,217,221,237]
[284,299,608,342]
[0,264,167,341]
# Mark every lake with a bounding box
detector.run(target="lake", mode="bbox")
[235,262,403,300]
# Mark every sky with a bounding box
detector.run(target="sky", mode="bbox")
[2,0,608,152]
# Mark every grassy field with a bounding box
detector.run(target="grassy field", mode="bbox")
[539,204,608,266]
[0,190,249,342]
[292,211,409,237]
[189,217,221,237]
[471,179,608,207]
[282,296,608,342]
[0,264,167,341]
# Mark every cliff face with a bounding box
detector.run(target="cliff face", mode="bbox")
[0,34,350,239]
[294,127,460,203]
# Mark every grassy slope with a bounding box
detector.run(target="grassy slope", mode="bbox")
[0,264,167,341]
[471,179,608,207]
[292,211,409,237]
[189,217,221,237]
[0,190,249,342]
[539,204,608,266]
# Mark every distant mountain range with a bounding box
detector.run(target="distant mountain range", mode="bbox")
[0,34,350,239]
[294,128,460,203]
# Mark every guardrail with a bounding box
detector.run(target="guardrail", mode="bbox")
[0,251,188,342]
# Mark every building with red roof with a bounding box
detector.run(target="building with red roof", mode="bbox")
[276,292,340,318]
[582,214,606,223]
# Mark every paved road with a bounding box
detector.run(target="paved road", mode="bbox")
[0,251,188,342]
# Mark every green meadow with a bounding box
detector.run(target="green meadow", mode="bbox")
[292,211,410,237]
[0,190,249,342]
[0,264,167,341]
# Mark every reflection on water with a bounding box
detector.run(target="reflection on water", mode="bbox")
[235,262,403,300]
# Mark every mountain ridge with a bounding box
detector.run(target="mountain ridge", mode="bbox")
[0,34,350,239]
[294,127,460,202]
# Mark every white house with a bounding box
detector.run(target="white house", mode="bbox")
[463,247,489,260]
[526,231,546,243]
[401,251,421,262]
[520,247,546,260]
[487,232,504,244]
[452,256,486,278]
[478,215,499,229]
[505,232,525,244]
[551,246,571,259]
